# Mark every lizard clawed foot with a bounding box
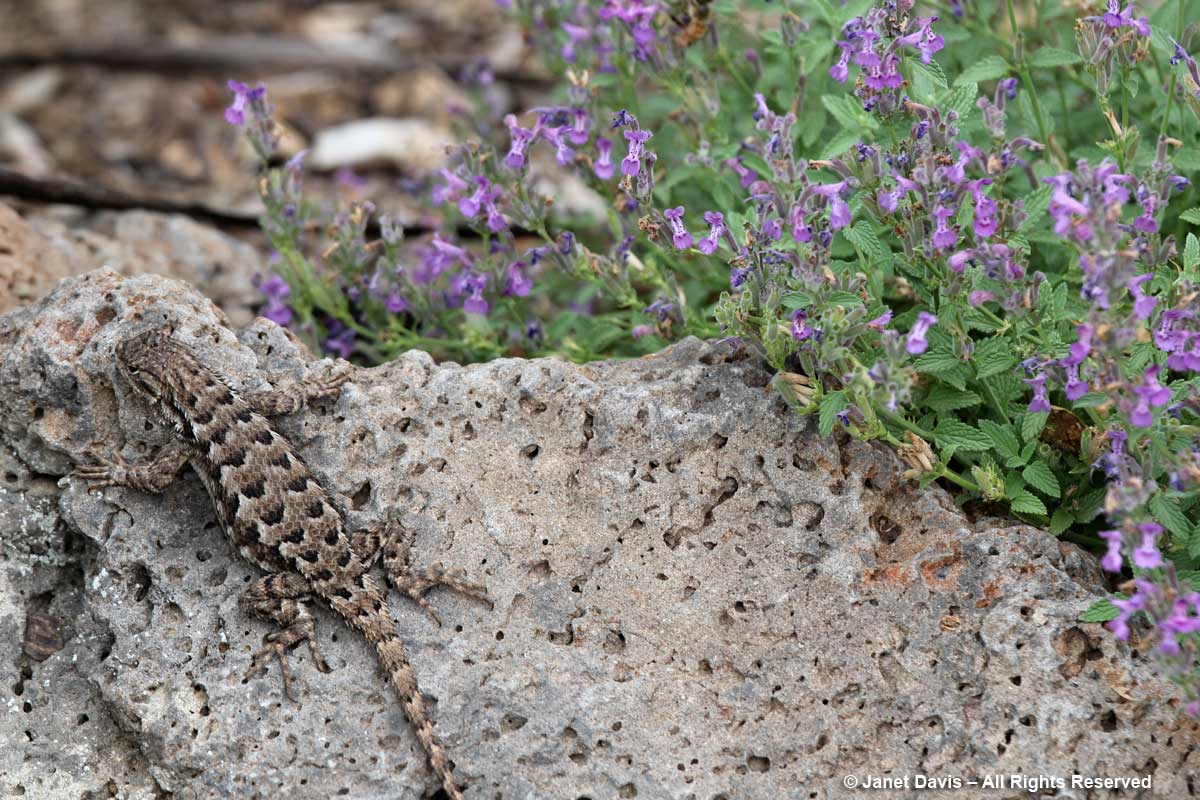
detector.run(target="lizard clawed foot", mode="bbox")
[71,449,131,491]
[242,620,330,703]
[394,562,494,628]
[308,364,352,402]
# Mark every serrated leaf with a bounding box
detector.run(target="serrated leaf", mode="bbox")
[1079,597,1120,623]
[1050,506,1074,535]
[844,221,889,264]
[1149,494,1192,539]
[1022,411,1048,442]
[941,82,978,119]
[1185,233,1199,271]
[1074,487,1107,522]
[1179,208,1200,225]
[820,129,865,160]
[925,385,982,413]
[1022,460,1062,498]
[818,390,849,438]
[910,58,949,91]
[979,419,1021,460]
[974,338,1017,379]
[1010,489,1048,516]
[933,420,993,451]
[956,55,1011,86]
[821,94,878,131]
[1027,46,1082,68]
[1016,184,1053,233]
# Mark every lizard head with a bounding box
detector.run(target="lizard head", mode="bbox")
[115,326,183,406]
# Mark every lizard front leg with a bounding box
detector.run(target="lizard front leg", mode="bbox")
[243,363,351,418]
[73,442,193,493]
[350,519,492,627]
[240,572,331,701]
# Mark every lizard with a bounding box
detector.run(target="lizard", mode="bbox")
[72,324,491,800]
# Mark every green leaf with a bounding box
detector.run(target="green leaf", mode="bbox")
[941,82,978,119]
[933,420,993,452]
[1022,411,1048,442]
[974,337,1017,379]
[821,94,878,131]
[1079,597,1120,623]
[914,350,969,390]
[1050,506,1075,535]
[1010,490,1048,517]
[820,129,865,159]
[1185,233,1199,272]
[925,385,982,413]
[1027,46,1082,68]
[818,391,849,438]
[1179,208,1200,225]
[1016,184,1053,233]
[1022,460,1062,498]
[844,221,889,264]
[1074,487,1107,523]
[1149,494,1193,539]
[979,419,1021,460]
[1070,392,1110,409]
[910,58,949,91]
[955,56,1011,86]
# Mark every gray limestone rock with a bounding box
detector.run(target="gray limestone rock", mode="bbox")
[1,268,1196,800]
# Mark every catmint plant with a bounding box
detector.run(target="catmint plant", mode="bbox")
[224,0,1200,713]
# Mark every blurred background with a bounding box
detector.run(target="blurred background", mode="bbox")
[0,0,555,321]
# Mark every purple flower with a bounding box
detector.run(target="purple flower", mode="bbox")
[725,157,758,189]
[622,129,652,176]
[830,42,852,83]
[906,312,937,355]
[1127,273,1157,320]
[1025,369,1052,413]
[631,324,653,339]
[1064,364,1089,401]
[542,126,576,166]
[967,180,997,239]
[1132,522,1163,569]
[1130,365,1171,426]
[663,206,694,250]
[432,168,469,207]
[504,114,536,169]
[385,288,409,313]
[697,212,724,255]
[811,181,851,231]
[790,203,812,243]
[1099,529,1124,572]
[569,108,590,145]
[595,138,615,179]
[504,261,532,297]
[791,308,816,341]
[866,309,893,331]
[968,290,995,308]
[224,80,254,126]
[932,204,957,251]
[561,22,591,63]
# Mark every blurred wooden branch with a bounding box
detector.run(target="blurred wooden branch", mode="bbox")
[0,37,550,88]
[0,166,261,228]
[0,167,533,241]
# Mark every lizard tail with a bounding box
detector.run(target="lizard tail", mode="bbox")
[371,627,465,800]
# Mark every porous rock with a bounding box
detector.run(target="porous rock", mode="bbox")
[0,269,1196,799]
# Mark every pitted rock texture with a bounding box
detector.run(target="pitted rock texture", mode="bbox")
[1,269,1197,800]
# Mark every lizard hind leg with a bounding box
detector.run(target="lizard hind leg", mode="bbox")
[350,519,492,627]
[239,572,331,701]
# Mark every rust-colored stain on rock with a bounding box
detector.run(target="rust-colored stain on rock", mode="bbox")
[920,554,965,592]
